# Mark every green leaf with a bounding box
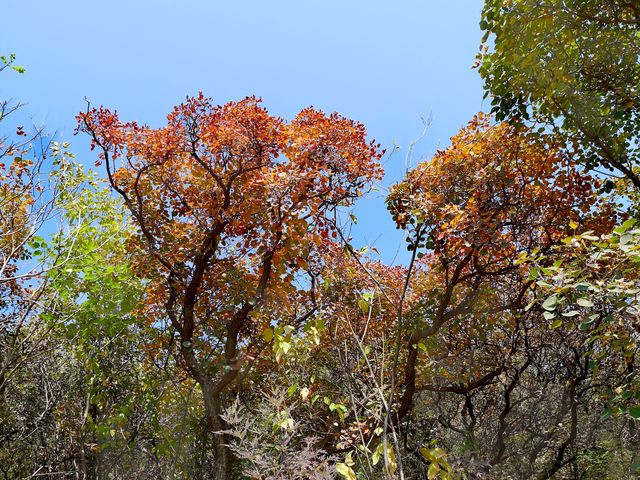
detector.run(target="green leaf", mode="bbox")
[372,443,383,465]
[579,320,593,331]
[542,295,558,311]
[622,218,637,230]
[576,297,593,307]
[550,319,562,329]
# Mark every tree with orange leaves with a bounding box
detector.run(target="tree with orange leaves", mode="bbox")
[387,113,616,433]
[77,94,383,477]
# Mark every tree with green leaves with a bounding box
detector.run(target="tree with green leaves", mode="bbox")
[479,0,640,188]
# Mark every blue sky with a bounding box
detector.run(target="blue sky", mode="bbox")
[2,0,485,263]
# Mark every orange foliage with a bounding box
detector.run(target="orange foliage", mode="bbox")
[388,114,618,419]
[76,95,383,420]
[388,113,615,273]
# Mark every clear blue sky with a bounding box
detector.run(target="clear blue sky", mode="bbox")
[2,0,485,263]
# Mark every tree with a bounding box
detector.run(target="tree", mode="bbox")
[77,94,383,478]
[0,166,157,479]
[387,113,613,420]
[479,0,640,187]
[0,96,84,406]
[475,3,640,474]
[533,221,640,421]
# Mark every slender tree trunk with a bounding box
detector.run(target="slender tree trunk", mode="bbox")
[201,381,233,479]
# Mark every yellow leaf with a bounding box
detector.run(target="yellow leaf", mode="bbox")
[336,463,356,480]
[419,447,435,462]
[428,461,440,479]
[263,327,273,343]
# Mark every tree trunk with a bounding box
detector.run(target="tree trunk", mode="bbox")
[201,381,233,479]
